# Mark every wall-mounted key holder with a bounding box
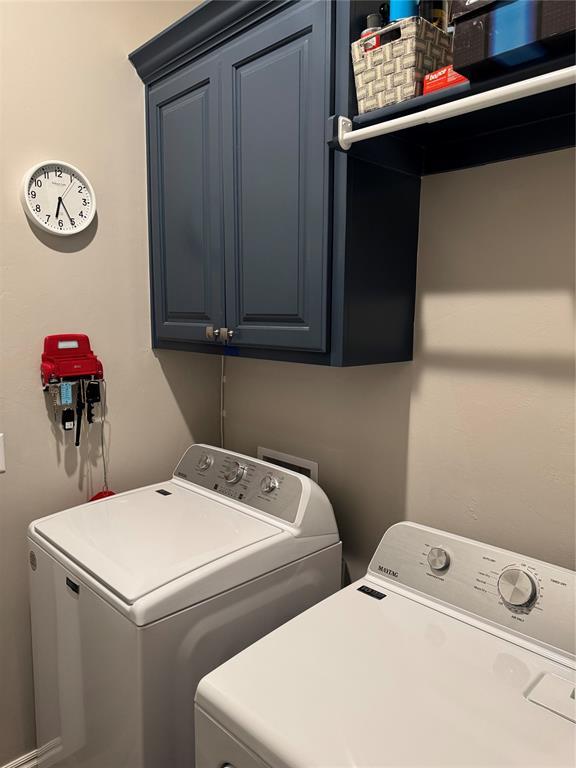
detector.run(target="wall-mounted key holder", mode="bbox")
[41,334,114,498]
[41,334,104,445]
[41,333,103,389]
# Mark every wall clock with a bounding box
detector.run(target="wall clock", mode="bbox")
[21,161,96,236]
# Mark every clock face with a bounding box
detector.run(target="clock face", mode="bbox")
[21,161,96,235]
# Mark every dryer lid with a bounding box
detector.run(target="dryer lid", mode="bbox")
[32,483,281,604]
[197,582,576,768]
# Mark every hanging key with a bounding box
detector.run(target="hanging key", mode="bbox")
[60,381,73,407]
[85,381,101,425]
[48,384,60,421]
[61,408,74,431]
[75,382,85,447]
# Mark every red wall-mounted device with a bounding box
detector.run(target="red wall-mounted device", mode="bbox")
[41,334,103,389]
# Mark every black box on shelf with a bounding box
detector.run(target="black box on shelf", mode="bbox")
[450,0,508,21]
[451,0,575,80]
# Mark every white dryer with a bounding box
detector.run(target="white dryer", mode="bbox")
[196,522,575,768]
[28,444,341,768]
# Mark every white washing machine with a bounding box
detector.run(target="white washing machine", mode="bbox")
[196,522,575,768]
[28,444,341,768]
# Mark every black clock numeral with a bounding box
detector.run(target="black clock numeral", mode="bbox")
[30,190,36,199]
[77,185,83,193]
[55,168,62,178]
[34,204,41,213]
[43,169,49,179]
[79,211,84,218]
[35,179,42,188]
[58,219,64,228]
[45,215,51,223]
[82,198,88,206]
[70,219,75,227]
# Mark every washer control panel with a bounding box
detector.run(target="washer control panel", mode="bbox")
[368,522,575,656]
[173,445,302,524]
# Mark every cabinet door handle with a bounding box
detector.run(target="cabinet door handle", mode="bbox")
[219,327,236,343]
[206,326,234,343]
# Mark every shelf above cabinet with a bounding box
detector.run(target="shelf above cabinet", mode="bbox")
[336,57,575,175]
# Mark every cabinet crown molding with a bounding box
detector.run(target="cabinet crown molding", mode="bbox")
[129,0,291,84]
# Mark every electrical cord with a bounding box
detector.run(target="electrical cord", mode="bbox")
[220,355,226,449]
[100,379,109,490]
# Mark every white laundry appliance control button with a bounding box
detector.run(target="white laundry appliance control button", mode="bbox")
[260,474,279,494]
[427,547,450,572]
[225,461,247,484]
[196,453,214,472]
[498,569,537,608]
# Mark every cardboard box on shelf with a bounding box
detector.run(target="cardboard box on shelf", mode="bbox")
[423,64,469,93]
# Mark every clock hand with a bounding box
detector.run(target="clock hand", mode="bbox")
[61,177,75,200]
[60,199,73,222]
[55,196,62,218]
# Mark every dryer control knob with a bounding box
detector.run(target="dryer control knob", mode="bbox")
[225,461,247,485]
[497,569,537,608]
[260,474,279,494]
[196,453,214,472]
[427,547,450,572]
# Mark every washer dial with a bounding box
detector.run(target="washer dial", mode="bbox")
[427,547,450,572]
[196,453,214,472]
[260,474,279,494]
[225,461,247,485]
[498,568,537,608]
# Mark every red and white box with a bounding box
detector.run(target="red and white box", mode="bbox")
[423,65,469,95]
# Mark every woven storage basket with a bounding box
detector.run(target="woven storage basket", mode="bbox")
[352,17,453,114]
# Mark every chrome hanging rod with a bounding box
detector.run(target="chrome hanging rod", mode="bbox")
[337,65,576,150]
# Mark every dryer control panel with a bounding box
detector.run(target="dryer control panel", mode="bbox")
[368,522,575,657]
[173,445,303,524]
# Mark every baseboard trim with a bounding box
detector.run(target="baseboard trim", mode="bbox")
[2,738,61,768]
[0,750,37,768]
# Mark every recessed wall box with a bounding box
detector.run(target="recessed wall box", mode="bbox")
[257,447,319,482]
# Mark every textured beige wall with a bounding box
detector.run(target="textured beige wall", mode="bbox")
[225,149,575,580]
[0,1,574,763]
[0,2,212,764]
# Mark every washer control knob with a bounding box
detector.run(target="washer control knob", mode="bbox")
[427,547,450,572]
[225,461,247,485]
[498,569,537,608]
[260,474,279,494]
[196,453,214,472]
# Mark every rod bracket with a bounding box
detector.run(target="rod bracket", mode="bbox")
[338,116,353,150]
[327,115,352,151]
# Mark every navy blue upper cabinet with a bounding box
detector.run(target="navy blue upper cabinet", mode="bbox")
[148,56,224,344]
[219,2,330,352]
[130,0,420,365]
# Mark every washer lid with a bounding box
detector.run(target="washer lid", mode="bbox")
[33,483,281,604]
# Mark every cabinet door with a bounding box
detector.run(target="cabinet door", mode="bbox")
[148,56,224,344]
[220,1,331,351]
